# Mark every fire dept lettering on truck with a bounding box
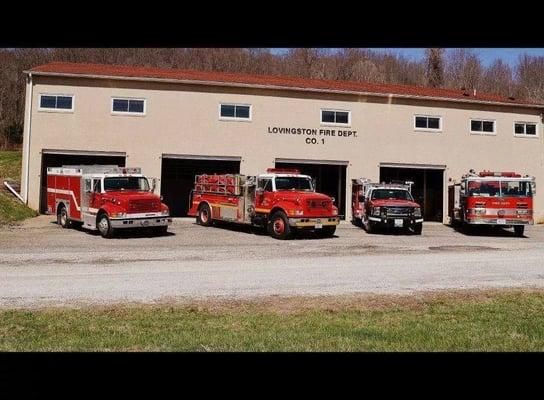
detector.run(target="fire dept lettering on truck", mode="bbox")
[267,126,358,145]
[46,165,172,238]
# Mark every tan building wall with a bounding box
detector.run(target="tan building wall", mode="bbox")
[22,75,544,222]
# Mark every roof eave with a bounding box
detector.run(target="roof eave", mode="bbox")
[25,70,544,110]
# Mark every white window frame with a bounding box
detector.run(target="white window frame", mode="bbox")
[219,103,252,122]
[513,121,539,138]
[37,93,75,113]
[413,114,443,133]
[111,97,147,116]
[320,108,351,127]
[470,118,496,136]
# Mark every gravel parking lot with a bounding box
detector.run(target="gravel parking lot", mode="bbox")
[1,215,544,307]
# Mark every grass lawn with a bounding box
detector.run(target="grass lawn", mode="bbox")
[0,150,37,225]
[1,289,544,351]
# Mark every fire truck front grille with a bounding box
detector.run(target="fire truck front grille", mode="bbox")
[384,207,411,216]
[306,199,331,209]
[129,199,160,212]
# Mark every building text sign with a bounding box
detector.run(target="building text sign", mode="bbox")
[267,126,358,145]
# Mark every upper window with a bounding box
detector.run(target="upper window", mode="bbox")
[414,115,442,132]
[220,104,251,120]
[470,119,496,135]
[111,98,146,115]
[514,122,538,137]
[321,109,350,126]
[39,94,74,112]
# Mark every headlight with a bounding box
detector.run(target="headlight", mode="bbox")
[295,210,304,216]
[413,207,422,217]
[473,208,486,215]
[161,209,169,215]
[332,209,338,216]
[516,209,529,215]
[371,207,381,216]
[112,212,126,218]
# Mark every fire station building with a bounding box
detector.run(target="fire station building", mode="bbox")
[21,62,544,223]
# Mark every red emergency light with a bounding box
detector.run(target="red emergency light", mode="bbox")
[266,168,300,174]
[478,170,521,177]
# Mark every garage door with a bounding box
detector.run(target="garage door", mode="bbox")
[161,154,241,217]
[275,158,348,219]
[40,149,126,213]
[380,163,445,222]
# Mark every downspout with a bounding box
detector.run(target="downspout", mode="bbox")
[23,73,33,204]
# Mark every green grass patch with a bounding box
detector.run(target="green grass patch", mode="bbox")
[0,151,37,225]
[1,290,544,351]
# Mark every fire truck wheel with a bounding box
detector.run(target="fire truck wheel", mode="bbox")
[317,225,336,238]
[364,219,375,234]
[514,225,525,237]
[57,204,71,229]
[413,223,423,235]
[197,203,213,227]
[268,211,292,240]
[97,213,114,238]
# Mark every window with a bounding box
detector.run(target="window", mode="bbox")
[220,104,251,120]
[92,179,102,193]
[514,122,538,137]
[414,115,442,131]
[470,119,495,134]
[258,178,272,192]
[111,98,146,115]
[39,94,73,111]
[321,109,350,125]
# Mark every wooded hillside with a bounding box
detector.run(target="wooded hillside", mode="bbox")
[1,48,543,149]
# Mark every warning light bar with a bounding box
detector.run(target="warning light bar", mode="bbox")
[121,167,142,174]
[266,168,301,174]
[478,170,521,177]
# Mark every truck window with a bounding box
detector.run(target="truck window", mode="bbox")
[104,177,150,192]
[274,177,313,191]
[371,189,413,201]
[92,179,101,193]
[467,181,500,197]
[84,179,92,193]
[500,181,532,197]
[258,179,272,192]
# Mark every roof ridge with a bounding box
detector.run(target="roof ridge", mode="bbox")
[29,61,542,107]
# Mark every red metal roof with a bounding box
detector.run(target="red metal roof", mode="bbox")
[29,61,543,107]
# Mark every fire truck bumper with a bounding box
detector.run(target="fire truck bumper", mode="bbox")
[465,218,533,226]
[110,217,173,229]
[289,217,340,228]
[368,216,424,227]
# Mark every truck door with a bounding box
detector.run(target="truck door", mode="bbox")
[255,178,273,212]
[90,178,102,212]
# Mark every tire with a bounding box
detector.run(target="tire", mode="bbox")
[57,204,71,229]
[97,213,114,238]
[364,218,375,234]
[268,211,292,240]
[155,226,168,235]
[317,225,336,238]
[514,225,525,237]
[413,223,423,235]
[197,203,213,227]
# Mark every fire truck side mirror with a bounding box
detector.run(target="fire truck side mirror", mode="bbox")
[312,178,316,191]
[531,182,536,195]
[150,178,157,193]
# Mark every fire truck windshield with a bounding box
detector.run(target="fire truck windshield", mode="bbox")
[467,180,532,197]
[274,177,313,191]
[104,177,150,192]
[371,189,413,201]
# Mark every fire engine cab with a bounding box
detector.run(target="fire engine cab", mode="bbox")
[187,168,340,239]
[351,178,423,234]
[448,170,536,236]
[46,165,172,238]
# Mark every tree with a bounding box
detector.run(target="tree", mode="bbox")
[425,48,444,87]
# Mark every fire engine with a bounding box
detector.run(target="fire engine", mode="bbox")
[351,178,423,234]
[448,170,536,236]
[46,165,172,238]
[187,168,340,239]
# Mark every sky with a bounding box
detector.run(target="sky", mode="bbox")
[270,48,544,67]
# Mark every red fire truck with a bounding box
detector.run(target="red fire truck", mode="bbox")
[448,170,536,236]
[46,165,172,238]
[187,168,340,239]
[351,178,423,234]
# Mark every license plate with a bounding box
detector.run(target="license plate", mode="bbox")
[496,219,506,225]
[315,219,322,229]
[394,219,403,227]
